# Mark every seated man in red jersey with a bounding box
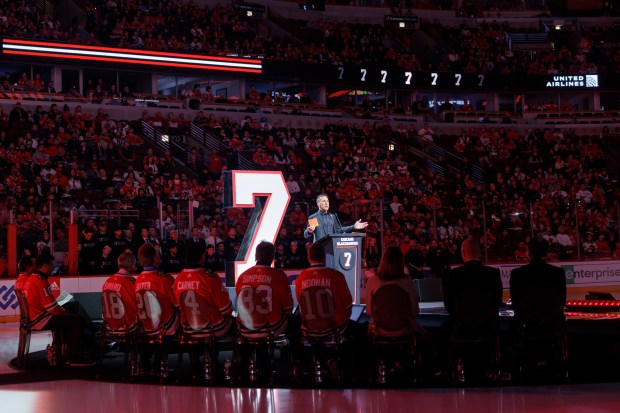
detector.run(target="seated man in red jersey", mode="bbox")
[294,242,352,339]
[235,241,294,339]
[173,242,234,338]
[24,254,93,366]
[14,255,35,293]
[101,251,139,333]
[135,244,179,336]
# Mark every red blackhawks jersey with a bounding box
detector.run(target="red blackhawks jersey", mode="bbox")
[135,269,179,335]
[14,272,30,293]
[235,265,294,338]
[24,272,64,330]
[173,267,233,336]
[102,269,139,333]
[294,265,353,337]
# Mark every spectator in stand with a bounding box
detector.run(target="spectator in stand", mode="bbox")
[9,102,27,124]
[576,184,593,205]
[274,243,288,269]
[286,175,301,197]
[582,233,597,257]
[96,245,116,274]
[289,203,307,227]
[161,243,183,273]
[273,146,290,167]
[425,239,450,279]
[596,233,612,258]
[79,228,99,275]
[555,226,575,259]
[417,123,435,147]
[187,226,207,250]
[439,98,454,114]
[460,99,474,112]
[285,241,308,269]
[203,86,214,103]
[248,85,261,101]
[180,84,193,99]
[514,241,529,262]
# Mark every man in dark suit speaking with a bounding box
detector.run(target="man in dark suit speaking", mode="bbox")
[304,194,368,243]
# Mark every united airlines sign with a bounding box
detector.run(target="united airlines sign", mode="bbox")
[545,75,599,88]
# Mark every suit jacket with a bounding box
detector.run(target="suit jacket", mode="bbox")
[186,237,207,250]
[444,260,504,318]
[509,258,566,322]
[304,210,354,243]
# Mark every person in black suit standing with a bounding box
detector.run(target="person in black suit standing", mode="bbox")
[509,235,566,324]
[444,236,504,318]
[304,194,368,243]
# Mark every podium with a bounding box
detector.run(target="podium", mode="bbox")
[318,233,366,304]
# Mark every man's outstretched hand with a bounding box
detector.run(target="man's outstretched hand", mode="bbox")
[353,220,368,230]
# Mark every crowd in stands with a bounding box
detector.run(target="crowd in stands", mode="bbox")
[0,83,616,279]
[1,0,618,85]
[0,0,619,278]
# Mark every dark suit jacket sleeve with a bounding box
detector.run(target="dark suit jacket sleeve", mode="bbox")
[493,268,504,307]
[554,266,567,306]
[509,268,522,316]
[304,211,353,242]
[443,270,456,315]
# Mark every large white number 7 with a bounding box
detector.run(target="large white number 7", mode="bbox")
[230,171,291,282]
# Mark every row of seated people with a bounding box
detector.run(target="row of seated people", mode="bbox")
[16,241,355,380]
[6,67,602,122]
[1,98,615,272]
[15,233,567,385]
[4,0,616,77]
[74,218,310,276]
[0,146,604,273]
[198,111,614,263]
[419,18,612,74]
[320,0,540,13]
[0,73,56,93]
[1,130,604,276]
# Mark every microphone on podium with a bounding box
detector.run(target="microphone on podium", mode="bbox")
[333,212,343,234]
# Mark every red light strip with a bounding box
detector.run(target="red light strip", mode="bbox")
[566,300,620,307]
[4,51,262,74]
[5,38,262,64]
[565,312,620,319]
[2,39,262,74]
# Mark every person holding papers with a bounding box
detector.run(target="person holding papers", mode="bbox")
[24,254,94,366]
[304,194,368,243]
